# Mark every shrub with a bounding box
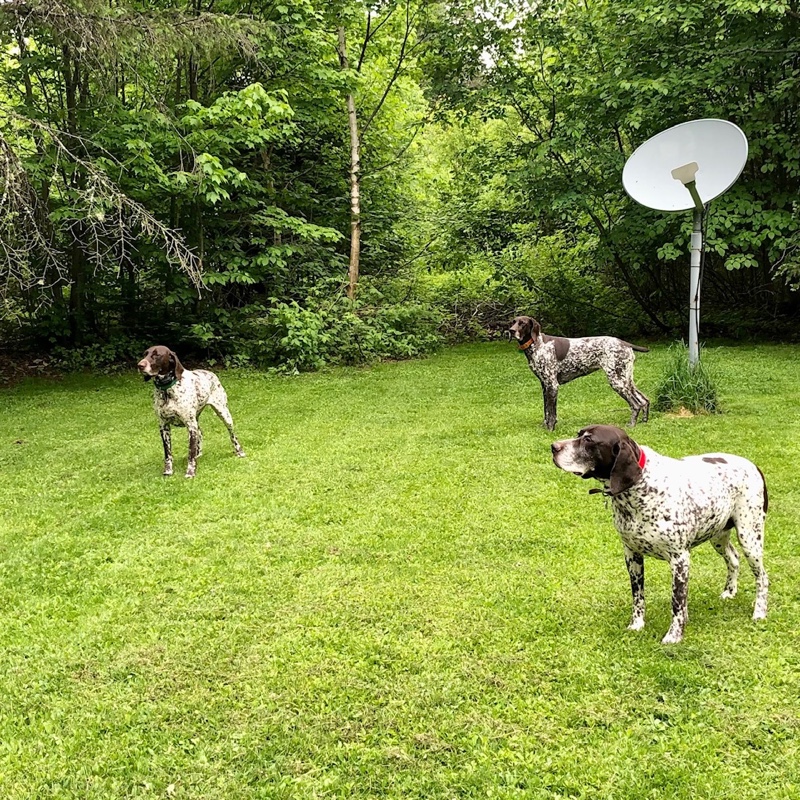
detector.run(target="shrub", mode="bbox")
[414,233,650,344]
[654,342,721,414]
[413,261,513,341]
[244,291,443,373]
[50,335,150,372]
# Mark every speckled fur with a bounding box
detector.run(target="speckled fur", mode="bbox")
[138,346,245,478]
[552,424,768,644]
[509,316,650,431]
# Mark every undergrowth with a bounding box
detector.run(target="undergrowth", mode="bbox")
[654,341,721,414]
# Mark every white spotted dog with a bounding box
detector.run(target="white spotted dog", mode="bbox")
[137,346,245,478]
[509,316,650,431]
[551,425,769,644]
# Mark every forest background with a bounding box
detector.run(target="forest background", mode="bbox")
[1,0,799,373]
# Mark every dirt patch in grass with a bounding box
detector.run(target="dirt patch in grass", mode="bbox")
[665,406,697,418]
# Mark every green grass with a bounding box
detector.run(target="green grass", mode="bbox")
[654,342,720,414]
[1,342,800,799]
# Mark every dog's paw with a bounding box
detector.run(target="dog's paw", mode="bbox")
[661,629,683,645]
[720,588,738,600]
[627,618,645,632]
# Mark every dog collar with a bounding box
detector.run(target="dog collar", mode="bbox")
[638,448,647,469]
[518,339,534,351]
[154,375,178,391]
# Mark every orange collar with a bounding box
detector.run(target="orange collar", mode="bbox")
[518,339,535,350]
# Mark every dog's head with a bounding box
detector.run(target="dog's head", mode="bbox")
[509,316,541,346]
[551,424,643,496]
[137,346,184,382]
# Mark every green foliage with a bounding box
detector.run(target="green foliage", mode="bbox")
[5,0,800,362]
[246,289,443,373]
[0,0,440,368]
[422,0,800,335]
[414,262,507,341]
[413,232,646,343]
[48,336,150,373]
[655,342,721,414]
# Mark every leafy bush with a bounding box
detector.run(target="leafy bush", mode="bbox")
[412,261,516,342]
[654,342,721,414]
[49,336,150,373]
[242,289,443,373]
[496,233,647,339]
[413,233,649,343]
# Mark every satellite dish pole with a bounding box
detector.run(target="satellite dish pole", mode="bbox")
[622,119,748,369]
[670,161,704,367]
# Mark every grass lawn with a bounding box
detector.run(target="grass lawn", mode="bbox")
[1,342,800,799]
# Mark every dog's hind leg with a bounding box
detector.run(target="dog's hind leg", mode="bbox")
[207,389,246,458]
[711,531,739,599]
[733,513,768,621]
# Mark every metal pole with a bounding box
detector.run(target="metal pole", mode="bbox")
[689,206,702,368]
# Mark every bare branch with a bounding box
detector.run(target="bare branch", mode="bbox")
[361,0,414,137]
[0,114,204,320]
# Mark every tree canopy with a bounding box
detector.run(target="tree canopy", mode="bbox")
[1,0,799,367]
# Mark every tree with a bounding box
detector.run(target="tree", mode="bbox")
[422,0,800,335]
[333,0,438,299]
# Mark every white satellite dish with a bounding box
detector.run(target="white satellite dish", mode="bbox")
[623,119,748,366]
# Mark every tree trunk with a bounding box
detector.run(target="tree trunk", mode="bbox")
[337,26,361,301]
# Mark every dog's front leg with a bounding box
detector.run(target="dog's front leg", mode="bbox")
[662,551,690,644]
[160,424,173,476]
[624,546,645,631]
[541,381,559,431]
[186,421,200,478]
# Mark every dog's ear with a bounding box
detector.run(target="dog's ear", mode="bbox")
[530,318,541,340]
[608,438,642,496]
[169,350,185,380]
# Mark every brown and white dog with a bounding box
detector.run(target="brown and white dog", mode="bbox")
[551,425,768,644]
[509,316,649,430]
[137,346,245,478]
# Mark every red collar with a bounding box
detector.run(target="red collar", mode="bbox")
[518,339,534,350]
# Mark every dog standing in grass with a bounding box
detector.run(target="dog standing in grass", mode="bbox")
[509,316,650,431]
[138,346,245,478]
[551,424,769,644]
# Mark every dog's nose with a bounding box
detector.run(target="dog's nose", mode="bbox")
[551,442,564,454]
[137,360,147,371]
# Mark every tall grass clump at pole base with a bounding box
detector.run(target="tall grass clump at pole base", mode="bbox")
[654,341,721,414]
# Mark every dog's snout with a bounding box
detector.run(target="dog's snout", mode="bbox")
[551,442,564,455]
[137,359,148,371]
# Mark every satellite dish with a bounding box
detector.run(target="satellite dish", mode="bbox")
[623,120,747,212]
[622,119,748,366]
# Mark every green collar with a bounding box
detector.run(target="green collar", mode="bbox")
[154,375,178,392]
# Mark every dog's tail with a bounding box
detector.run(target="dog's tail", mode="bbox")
[621,341,649,353]
[756,465,769,514]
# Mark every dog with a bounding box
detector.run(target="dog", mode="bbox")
[137,346,245,478]
[551,424,768,644]
[509,316,650,430]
